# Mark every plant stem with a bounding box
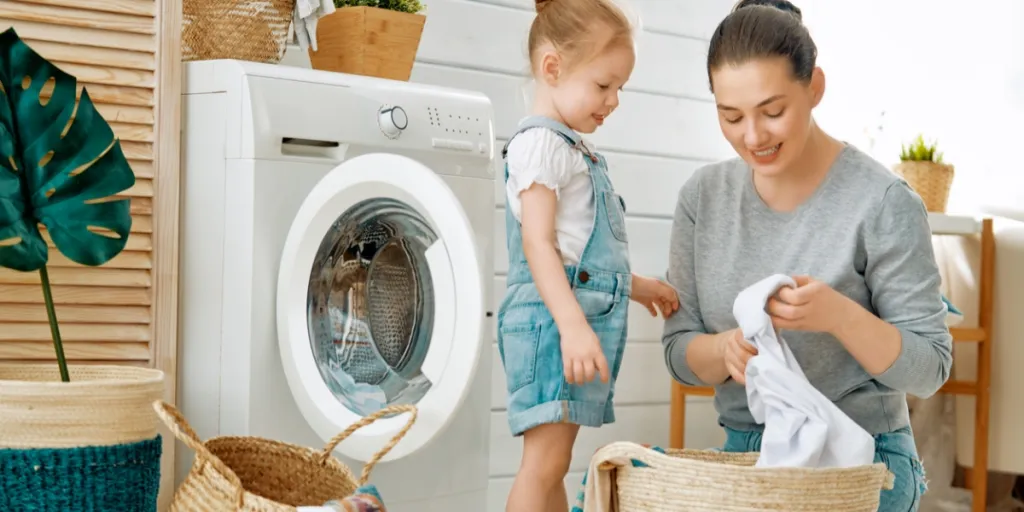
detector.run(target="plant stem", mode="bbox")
[39,265,69,382]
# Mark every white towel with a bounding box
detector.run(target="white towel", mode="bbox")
[734,274,875,469]
[292,0,336,52]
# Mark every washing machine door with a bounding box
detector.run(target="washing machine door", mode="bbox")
[277,152,485,462]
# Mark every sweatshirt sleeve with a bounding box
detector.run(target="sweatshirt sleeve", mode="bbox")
[865,180,953,397]
[661,173,711,386]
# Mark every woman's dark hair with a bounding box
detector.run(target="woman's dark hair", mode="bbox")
[706,0,817,90]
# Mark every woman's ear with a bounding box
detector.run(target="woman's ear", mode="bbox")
[809,66,826,108]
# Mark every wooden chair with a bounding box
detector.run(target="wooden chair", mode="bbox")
[668,215,995,512]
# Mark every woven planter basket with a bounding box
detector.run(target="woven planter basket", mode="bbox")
[182,0,295,64]
[586,442,894,512]
[894,160,954,213]
[0,364,166,511]
[155,400,418,511]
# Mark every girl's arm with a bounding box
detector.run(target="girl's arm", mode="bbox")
[519,184,588,332]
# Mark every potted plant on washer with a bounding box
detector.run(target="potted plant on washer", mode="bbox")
[893,134,955,213]
[309,0,427,81]
[0,28,165,511]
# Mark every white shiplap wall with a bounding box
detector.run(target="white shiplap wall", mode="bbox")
[281,1,736,508]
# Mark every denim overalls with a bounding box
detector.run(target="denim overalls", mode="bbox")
[722,425,928,511]
[496,116,631,437]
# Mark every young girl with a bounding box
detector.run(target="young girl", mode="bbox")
[497,1,680,510]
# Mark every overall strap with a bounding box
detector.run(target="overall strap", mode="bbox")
[500,115,591,160]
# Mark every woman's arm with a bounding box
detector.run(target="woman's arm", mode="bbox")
[662,173,730,386]
[850,181,953,397]
[519,184,588,331]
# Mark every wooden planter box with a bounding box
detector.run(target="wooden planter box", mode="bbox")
[308,6,425,81]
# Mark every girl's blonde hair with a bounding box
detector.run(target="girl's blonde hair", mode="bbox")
[529,0,634,73]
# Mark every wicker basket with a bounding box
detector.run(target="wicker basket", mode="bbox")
[581,442,894,512]
[894,160,955,213]
[0,364,166,511]
[154,400,418,511]
[182,0,295,64]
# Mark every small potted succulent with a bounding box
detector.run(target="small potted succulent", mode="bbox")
[309,0,427,81]
[893,134,955,213]
[0,28,164,511]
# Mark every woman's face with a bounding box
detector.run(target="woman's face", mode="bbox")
[710,57,824,177]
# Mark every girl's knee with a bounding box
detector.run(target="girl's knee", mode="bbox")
[521,423,578,480]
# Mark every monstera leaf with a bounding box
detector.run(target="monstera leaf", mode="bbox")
[0,28,136,381]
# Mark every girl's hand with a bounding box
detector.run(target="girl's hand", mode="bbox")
[560,321,610,385]
[630,275,681,318]
[767,275,856,335]
[718,328,757,385]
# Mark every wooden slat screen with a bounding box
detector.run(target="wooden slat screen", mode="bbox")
[0,2,158,366]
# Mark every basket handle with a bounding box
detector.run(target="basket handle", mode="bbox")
[152,400,247,507]
[316,404,418,485]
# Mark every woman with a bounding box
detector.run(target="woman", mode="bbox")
[661,1,951,510]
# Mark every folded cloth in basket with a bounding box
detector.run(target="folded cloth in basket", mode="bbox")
[292,0,335,51]
[571,444,666,512]
[297,483,386,511]
[735,274,875,468]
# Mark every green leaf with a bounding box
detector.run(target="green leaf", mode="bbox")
[0,28,135,273]
[897,133,944,163]
[334,0,424,13]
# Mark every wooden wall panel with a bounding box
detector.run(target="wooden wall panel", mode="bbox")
[0,0,182,507]
[0,2,158,364]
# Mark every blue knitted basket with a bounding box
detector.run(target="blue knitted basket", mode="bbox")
[0,434,162,512]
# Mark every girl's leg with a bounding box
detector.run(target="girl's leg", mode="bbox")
[506,422,580,512]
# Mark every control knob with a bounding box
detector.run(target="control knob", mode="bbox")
[378,105,408,139]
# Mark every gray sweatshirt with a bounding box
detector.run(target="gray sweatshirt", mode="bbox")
[662,144,953,435]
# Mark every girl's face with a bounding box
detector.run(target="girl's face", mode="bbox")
[538,37,635,134]
[710,57,824,177]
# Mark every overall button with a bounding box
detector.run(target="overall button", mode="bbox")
[578,271,590,283]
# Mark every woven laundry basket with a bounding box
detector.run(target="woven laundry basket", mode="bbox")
[0,364,165,512]
[585,442,894,512]
[182,0,295,64]
[154,400,417,511]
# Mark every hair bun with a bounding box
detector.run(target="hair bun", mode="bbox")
[733,0,802,21]
[535,0,554,13]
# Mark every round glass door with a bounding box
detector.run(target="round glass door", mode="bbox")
[277,153,484,462]
[307,197,436,415]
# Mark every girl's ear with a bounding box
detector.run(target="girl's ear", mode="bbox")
[538,48,561,86]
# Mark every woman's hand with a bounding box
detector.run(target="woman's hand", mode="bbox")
[631,274,681,318]
[767,275,856,335]
[560,320,610,385]
[718,328,757,385]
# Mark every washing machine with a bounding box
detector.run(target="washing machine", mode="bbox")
[176,59,494,510]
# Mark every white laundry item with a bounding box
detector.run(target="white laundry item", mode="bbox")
[292,0,336,52]
[734,274,875,469]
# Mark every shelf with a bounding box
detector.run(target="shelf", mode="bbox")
[929,213,982,235]
[939,379,977,396]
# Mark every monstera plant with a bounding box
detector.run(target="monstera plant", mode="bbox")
[0,27,135,381]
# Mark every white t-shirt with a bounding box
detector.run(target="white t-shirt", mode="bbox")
[505,127,595,265]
